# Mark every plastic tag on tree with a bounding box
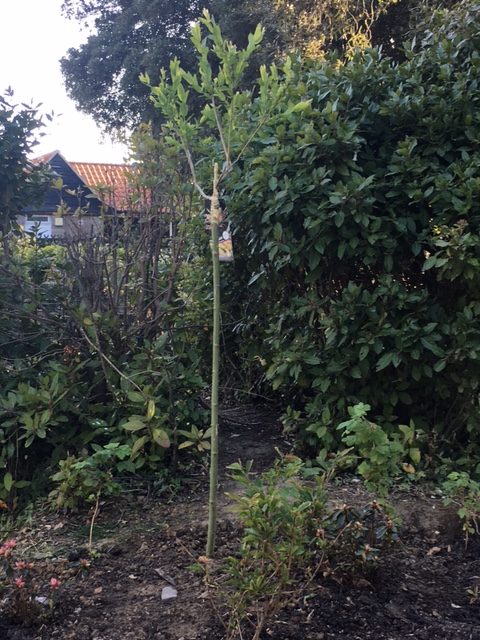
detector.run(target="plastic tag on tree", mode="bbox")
[205,201,234,263]
[218,218,233,263]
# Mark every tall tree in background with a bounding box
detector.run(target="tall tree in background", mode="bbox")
[61,0,210,131]
[61,0,456,131]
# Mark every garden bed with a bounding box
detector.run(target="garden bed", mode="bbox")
[1,414,479,640]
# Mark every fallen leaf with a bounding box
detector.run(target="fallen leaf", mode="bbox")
[154,568,176,586]
[426,546,442,556]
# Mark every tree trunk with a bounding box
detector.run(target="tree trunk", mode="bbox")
[206,162,221,557]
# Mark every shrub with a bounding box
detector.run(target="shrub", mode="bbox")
[335,403,423,495]
[221,456,398,640]
[222,0,480,462]
[0,210,211,504]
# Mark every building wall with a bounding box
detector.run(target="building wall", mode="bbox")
[18,213,103,239]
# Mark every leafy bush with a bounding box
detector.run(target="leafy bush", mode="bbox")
[221,0,480,463]
[49,443,132,511]
[0,187,211,504]
[222,456,397,640]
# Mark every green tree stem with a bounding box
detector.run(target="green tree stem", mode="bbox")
[207,162,221,557]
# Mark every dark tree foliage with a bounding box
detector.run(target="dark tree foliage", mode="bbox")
[0,90,51,239]
[61,0,211,131]
[61,0,457,131]
[372,0,461,59]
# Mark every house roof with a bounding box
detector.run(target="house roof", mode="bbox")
[33,151,140,212]
[27,151,105,216]
[70,162,134,211]
[33,151,58,164]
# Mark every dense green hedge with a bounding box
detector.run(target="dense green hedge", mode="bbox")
[225,1,480,461]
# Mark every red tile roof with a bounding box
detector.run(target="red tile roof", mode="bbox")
[70,161,134,211]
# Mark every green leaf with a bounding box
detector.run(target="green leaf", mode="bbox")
[359,345,369,361]
[3,472,13,492]
[14,480,31,489]
[423,256,437,271]
[433,359,447,372]
[153,428,170,448]
[123,417,146,432]
[376,352,393,371]
[410,447,421,464]
[420,337,443,356]
[289,100,312,113]
[131,435,148,458]
[127,391,144,403]
[392,353,401,368]
[146,399,156,421]
[334,211,345,227]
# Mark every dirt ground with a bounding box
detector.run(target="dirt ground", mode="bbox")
[1,407,480,640]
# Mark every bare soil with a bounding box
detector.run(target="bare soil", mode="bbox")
[1,407,480,640]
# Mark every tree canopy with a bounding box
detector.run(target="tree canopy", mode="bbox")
[61,0,208,131]
[61,0,442,131]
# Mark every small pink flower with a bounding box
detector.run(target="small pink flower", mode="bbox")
[49,578,61,590]
[0,539,16,557]
[14,561,27,570]
[14,577,25,589]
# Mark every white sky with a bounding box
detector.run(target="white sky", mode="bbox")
[0,0,129,163]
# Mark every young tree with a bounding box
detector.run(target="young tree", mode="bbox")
[143,12,290,555]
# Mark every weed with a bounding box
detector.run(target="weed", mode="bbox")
[336,403,424,495]
[442,471,480,545]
